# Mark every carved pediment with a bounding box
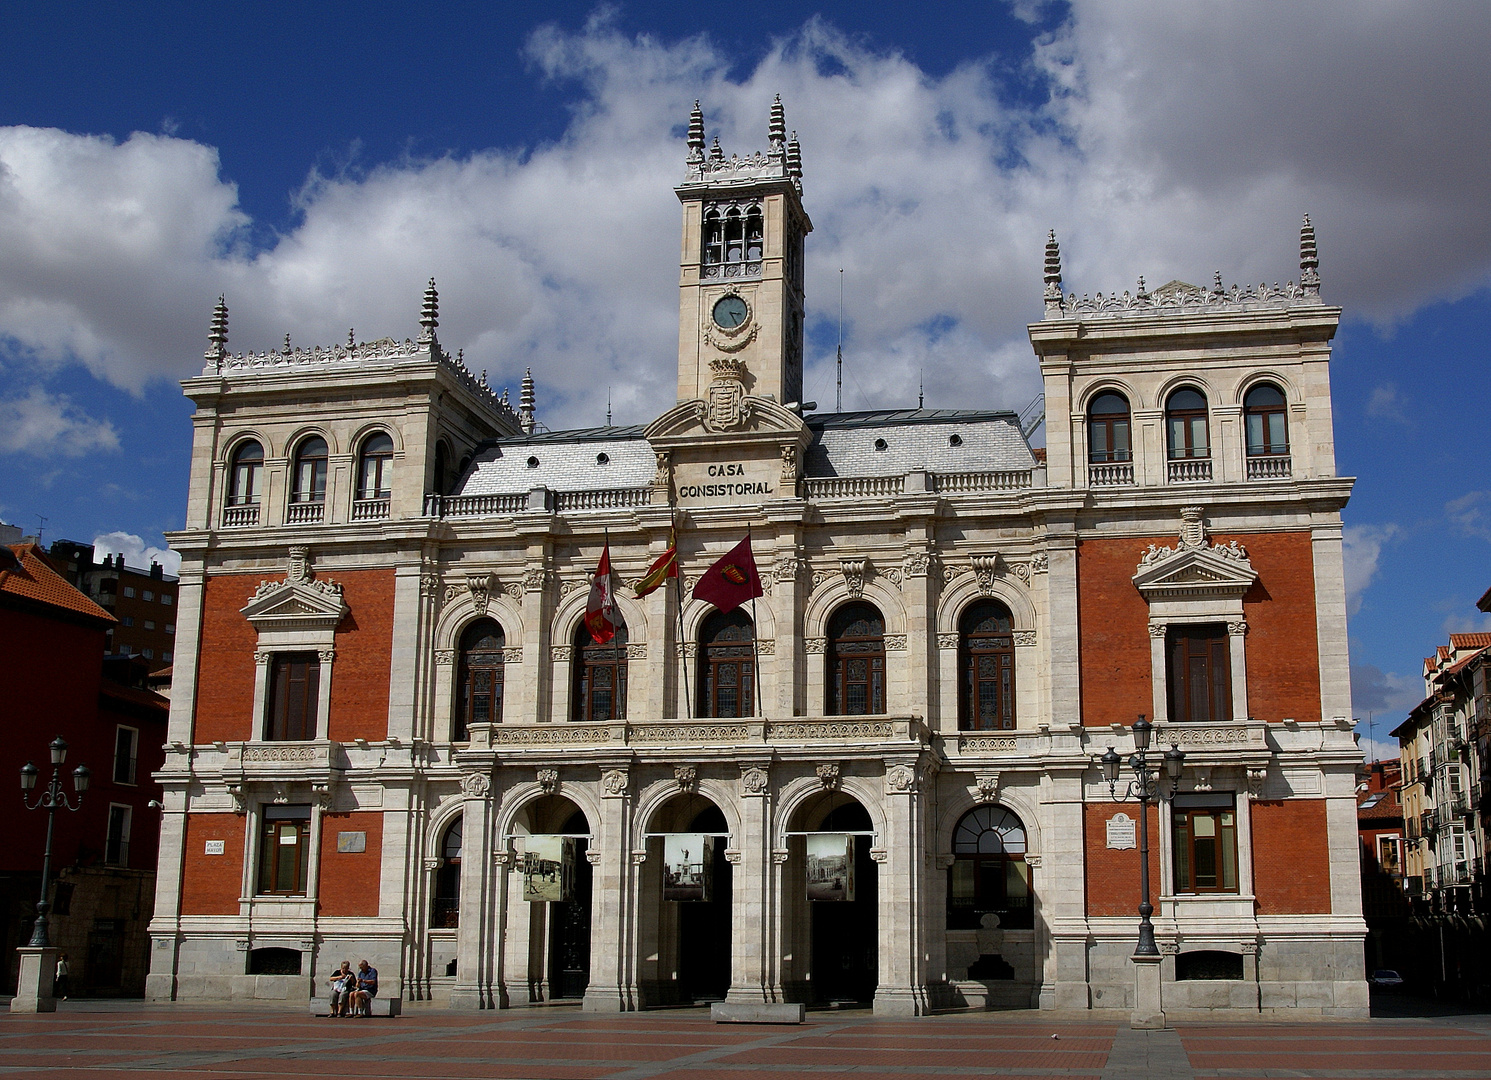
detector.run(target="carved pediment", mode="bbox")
[645,395,809,442]
[241,547,348,631]
[1132,545,1257,601]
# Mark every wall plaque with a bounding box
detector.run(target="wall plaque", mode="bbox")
[336,831,367,853]
[1106,813,1137,850]
[204,839,225,855]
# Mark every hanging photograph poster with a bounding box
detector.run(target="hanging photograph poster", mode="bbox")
[806,833,855,901]
[662,833,714,902]
[521,835,574,902]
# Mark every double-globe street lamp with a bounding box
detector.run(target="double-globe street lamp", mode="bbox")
[20,737,90,948]
[1100,716,1184,959]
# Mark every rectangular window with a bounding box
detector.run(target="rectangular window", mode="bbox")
[142,648,154,659]
[120,615,135,627]
[163,651,173,662]
[105,804,132,867]
[265,653,320,741]
[166,623,175,635]
[257,805,312,895]
[123,586,135,598]
[113,726,138,785]
[143,590,154,602]
[162,594,173,606]
[1168,625,1231,723]
[144,620,155,631]
[1172,795,1238,893]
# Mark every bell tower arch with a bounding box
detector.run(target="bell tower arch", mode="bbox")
[675,97,812,407]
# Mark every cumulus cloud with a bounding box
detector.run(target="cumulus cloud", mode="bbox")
[93,530,181,576]
[0,5,1488,431]
[0,386,119,457]
[1341,523,1399,617]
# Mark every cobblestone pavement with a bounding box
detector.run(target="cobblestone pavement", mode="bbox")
[3,1004,1489,1079]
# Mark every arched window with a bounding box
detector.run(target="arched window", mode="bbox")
[1087,392,1132,463]
[724,208,744,263]
[291,436,328,504]
[455,619,505,740]
[827,602,885,716]
[698,609,754,719]
[745,207,764,261]
[572,617,628,722]
[702,208,723,266]
[1165,388,1210,460]
[1244,384,1288,457]
[947,805,1031,930]
[228,440,263,506]
[432,817,462,927]
[959,600,1015,731]
[358,432,394,501]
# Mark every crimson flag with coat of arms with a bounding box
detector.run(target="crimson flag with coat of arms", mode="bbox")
[691,534,764,614]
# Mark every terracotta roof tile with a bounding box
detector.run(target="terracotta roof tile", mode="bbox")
[0,543,114,623]
[1449,633,1491,651]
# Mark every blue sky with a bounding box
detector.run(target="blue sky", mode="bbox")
[1,2,1487,754]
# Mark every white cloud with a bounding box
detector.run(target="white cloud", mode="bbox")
[1341,523,1398,617]
[0,386,119,457]
[1365,383,1410,424]
[0,6,1488,431]
[1446,490,1491,542]
[92,530,181,576]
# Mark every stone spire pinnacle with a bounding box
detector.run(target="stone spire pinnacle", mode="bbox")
[1043,231,1064,315]
[769,94,786,151]
[709,136,724,162]
[686,100,705,164]
[419,278,439,344]
[785,131,802,193]
[519,367,536,434]
[1300,214,1321,296]
[205,295,228,368]
[347,328,356,349]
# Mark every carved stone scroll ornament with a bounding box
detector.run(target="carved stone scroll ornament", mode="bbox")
[1029,550,1049,574]
[1148,623,1168,638]
[973,774,1000,803]
[460,772,491,799]
[550,645,574,663]
[1247,766,1268,797]
[422,857,441,872]
[840,559,866,599]
[740,766,769,795]
[601,769,629,797]
[885,763,917,793]
[674,765,698,792]
[936,632,959,650]
[773,557,801,584]
[780,444,798,485]
[1012,630,1037,647]
[1227,620,1249,637]
[903,551,931,578]
[536,768,559,795]
[434,649,455,666]
[816,763,841,790]
[466,572,497,616]
[971,555,999,596]
[883,634,907,652]
[804,637,827,655]
[586,849,602,866]
[652,451,671,488]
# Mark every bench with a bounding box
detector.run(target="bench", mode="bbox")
[711,1001,804,1024]
[308,996,401,1017]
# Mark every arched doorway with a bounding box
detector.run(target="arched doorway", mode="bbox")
[945,803,1036,1005]
[639,792,733,1006]
[790,791,878,1006]
[510,795,592,1002]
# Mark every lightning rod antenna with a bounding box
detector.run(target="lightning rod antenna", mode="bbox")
[606,387,612,428]
[836,268,844,413]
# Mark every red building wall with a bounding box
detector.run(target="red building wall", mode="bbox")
[1075,531,1322,725]
[317,811,383,917]
[193,568,395,743]
[180,814,246,915]
[1251,799,1332,914]
[1084,802,1162,917]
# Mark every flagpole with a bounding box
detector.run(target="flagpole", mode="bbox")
[677,562,692,719]
[750,593,764,719]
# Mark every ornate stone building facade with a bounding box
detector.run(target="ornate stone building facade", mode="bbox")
[148,99,1366,1017]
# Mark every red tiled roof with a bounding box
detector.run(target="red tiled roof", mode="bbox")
[0,543,114,623]
[1449,633,1491,651]
[1443,647,1488,677]
[99,679,170,713]
[1437,645,1451,662]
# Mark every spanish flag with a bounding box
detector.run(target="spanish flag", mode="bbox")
[632,530,678,598]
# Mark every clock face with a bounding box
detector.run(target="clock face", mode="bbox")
[712,295,748,329]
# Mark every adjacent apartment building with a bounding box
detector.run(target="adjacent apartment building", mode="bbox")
[147,99,1366,1017]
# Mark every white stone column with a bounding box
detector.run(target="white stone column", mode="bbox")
[517,552,553,724]
[1312,516,1352,724]
[450,771,496,1008]
[902,545,935,719]
[386,564,423,742]
[1042,760,1095,1010]
[584,771,635,1011]
[728,761,773,1002]
[874,760,929,1016]
[1046,527,1081,725]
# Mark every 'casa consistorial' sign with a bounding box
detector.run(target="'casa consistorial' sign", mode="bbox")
[675,461,774,504]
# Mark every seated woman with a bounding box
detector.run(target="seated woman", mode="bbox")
[327,961,355,1017]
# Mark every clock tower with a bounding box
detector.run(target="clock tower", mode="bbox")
[675,97,812,407]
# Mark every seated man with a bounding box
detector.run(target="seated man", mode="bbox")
[327,961,355,1017]
[350,959,378,1017]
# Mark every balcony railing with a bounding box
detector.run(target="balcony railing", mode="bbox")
[1246,455,1292,480]
[553,488,652,511]
[1088,462,1134,486]
[1167,458,1213,483]
[933,470,1033,494]
[351,498,390,522]
[805,475,903,500]
[285,501,324,525]
[221,504,260,528]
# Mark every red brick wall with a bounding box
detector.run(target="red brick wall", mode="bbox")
[180,813,245,915]
[1221,531,1321,723]
[317,811,383,917]
[193,569,394,743]
[1084,802,1161,916]
[1076,537,1156,726]
[1251,799,1332,914]
[1076,531,1322,726]
[326,570,394,742]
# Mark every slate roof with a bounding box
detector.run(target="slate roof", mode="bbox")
[0,543,115,624]
[451,409,1036,496]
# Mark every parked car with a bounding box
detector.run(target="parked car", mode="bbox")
[1369,969,1405,986]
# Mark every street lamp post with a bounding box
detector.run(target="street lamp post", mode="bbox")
[1100,715,1183,1029]
[11,737,89,1013]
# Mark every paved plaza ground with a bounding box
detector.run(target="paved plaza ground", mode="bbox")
[2,1001,1489,1080]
